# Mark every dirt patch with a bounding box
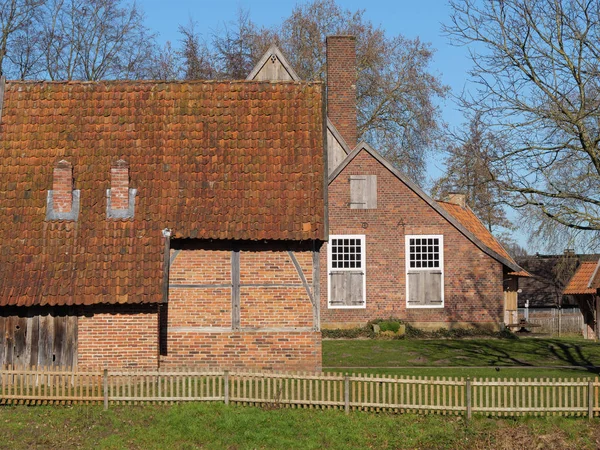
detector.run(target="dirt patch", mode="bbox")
[408,356,429,364]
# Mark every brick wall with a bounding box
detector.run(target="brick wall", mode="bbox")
[52,160,73,213]
[78,304,159,369]
[110,160,129,210]
[162,242,321,371]
[327,35,357,149]
[321,150,504,329]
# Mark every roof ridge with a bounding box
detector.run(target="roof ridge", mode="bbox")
[5,79,322,86]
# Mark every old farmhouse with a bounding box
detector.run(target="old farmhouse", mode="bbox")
[249,36,528,331]
[0,79,326,371]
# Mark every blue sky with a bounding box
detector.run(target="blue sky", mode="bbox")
[138,1,532,249]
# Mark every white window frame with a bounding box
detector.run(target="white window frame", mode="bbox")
[328,234,367,309]
[405,234,444,309]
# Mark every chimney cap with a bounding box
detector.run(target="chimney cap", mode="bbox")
[112,159,129,168]
[55,159,72,169]
[326,35,356,40]
[447,193,467,208]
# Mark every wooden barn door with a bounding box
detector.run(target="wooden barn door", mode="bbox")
[0,308,78,368]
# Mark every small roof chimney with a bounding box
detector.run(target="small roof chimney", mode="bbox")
[326,35,357,149]
[447,193,467,208]
[53,160,73,213]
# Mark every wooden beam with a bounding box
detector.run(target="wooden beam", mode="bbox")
[312,243,321,331]
[162,229,171,304]
[231,249,240,330]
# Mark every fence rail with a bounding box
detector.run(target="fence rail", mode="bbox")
[1,366,599,419]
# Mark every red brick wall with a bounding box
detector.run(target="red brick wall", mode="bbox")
[321,150,504,329]
[52,160,73,213]
[327,35,357,148]
[110,160,129,210]
[78,304,159,369]
[162,242,321,371]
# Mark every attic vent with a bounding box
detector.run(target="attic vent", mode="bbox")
[46,160,80,221]
[107,159,136,219]
[270,54,277,64]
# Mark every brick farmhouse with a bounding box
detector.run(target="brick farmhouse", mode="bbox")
[249,36,528,331]
[0,80,326,371]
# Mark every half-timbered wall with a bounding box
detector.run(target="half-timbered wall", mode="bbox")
[162,240,322,371]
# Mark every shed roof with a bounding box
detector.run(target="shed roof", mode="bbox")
[563,261,600,295]
[437,201,528,277]
[0,80,325,307]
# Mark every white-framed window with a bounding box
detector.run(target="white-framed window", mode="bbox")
[405,235,444,308]
[328,234,366,308]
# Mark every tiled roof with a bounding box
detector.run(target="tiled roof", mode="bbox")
[564,262,599,295]
[437,201,528,275]
[0,80,325,306]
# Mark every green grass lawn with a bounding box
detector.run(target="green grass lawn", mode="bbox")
[323,337,600,379]
[1,402,599,450]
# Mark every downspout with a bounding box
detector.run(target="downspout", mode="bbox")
[162,228,172,304]
[159,228,172,367]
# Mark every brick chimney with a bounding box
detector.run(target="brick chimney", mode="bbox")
[326,35,357,149]
[52,160,73,213]
[447,193,467,208]
[110,159,129,210]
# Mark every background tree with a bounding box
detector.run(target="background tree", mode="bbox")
[211,8,266,79]
[272,0,448,184]
[432,114,512,234]
[445,0,600,250]
[41,0,155,80]
[178,19,214,80]
[0,0,45,77]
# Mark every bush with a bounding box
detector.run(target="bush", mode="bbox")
[322,319,517,340]
[379,320,401,333]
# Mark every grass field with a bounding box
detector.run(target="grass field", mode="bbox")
[1,402,600,450]
[3,336,600,449]
[323,337,600,379]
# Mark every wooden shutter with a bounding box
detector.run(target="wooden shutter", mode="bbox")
[350,175,377,209]
[407,271,442,306]
[424,271,443,305]
[329,270,365,306]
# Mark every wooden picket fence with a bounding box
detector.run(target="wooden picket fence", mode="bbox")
[1,366,599,419]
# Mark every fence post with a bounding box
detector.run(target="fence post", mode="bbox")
[589,379,594,420]
[344,375,350,415]
[224,371,229,405]
[103,369,108,411]
[465,377,472,420]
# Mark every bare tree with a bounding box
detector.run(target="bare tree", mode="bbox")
[0,0,45,77]
[276,0,448,184]
[445,0,600,249]
[42,0,156,80]
[212,8,266,79]
[148,41,180,81]
[432,114,512,233]
[178,19,214,80]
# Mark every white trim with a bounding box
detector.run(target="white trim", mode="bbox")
[328,234,367,309]
[405,234,444,309]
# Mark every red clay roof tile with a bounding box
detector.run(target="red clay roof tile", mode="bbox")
[564,262,598,295]
[437,200,528,275]
[0,80,325,307]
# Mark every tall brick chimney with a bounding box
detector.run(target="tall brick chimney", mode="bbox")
[326,35,357,149]
[110,159,130,210]
[52,160,73,213]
